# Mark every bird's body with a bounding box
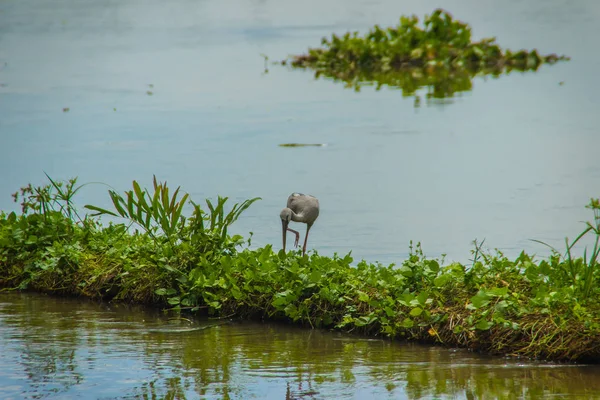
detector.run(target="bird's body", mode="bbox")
[280,193,319,255]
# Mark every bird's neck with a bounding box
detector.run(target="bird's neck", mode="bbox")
[290,210,308,223]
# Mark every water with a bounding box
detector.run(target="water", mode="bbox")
[0,293,599,400]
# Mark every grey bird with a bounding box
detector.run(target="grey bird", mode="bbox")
[280,193,320,256]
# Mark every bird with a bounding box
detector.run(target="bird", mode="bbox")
[280,192,320,256]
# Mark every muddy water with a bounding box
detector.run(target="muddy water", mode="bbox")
[0,293,599,399]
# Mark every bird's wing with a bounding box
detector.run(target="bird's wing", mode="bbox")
[287,193,319,215]
[287,192,304,209]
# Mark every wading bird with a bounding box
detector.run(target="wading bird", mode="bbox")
[280,193,319,256]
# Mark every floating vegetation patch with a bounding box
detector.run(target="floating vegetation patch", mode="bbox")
[281,9,569,105]
[279,143,327,147]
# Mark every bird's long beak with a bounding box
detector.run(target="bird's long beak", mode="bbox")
[281,219,288,253]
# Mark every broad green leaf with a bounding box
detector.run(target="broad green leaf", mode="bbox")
[470,292,490,309]
[434,274,450,287]
[309,270,321,284]
[167,296,181,305]
[410,307,423,317]
[475,319,493,330]
[357,291,370,302]
[402,318,414,328]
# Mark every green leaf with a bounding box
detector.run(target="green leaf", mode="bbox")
[495,300,509,312]
[475,319,493,330]
[231,287,244,300]
[357,291,370,302]
[84,204,119,217]
[171,193,189,232]
[132,181,145,207]
[434,274,450,287]
[167,296,181,305]
[470,292,490,309]
[125,190,136,220]
[488,287,508,297]
[155,288,177,296]
[25,235,38,245]
[427,260,440,273]
[207,301,221,309]
[416,291,428,306]
[309,270,321,284]
[409,307,423,317]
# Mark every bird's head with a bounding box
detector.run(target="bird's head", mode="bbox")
[280,208,293,223]
[280,208,293,251]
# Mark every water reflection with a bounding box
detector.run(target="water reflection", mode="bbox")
[288,59,569,107]
[312,66,479,106]
[1,293,600,399]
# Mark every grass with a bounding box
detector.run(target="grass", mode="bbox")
[280,9,569,105]
[1,176,599,362]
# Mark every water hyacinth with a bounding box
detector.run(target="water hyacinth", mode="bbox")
[282,9,569,103]
[1,176,599,362]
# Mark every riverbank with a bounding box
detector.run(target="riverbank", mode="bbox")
[1,176,599,362]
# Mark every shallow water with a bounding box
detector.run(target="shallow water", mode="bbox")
[1,292,599,400]
[1,0,599,265]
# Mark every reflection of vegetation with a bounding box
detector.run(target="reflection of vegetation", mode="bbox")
[282,9,569,104]
[131,325,600,400]
[0,293,173,399]
[1,176,600,364]
[2,293,600,399]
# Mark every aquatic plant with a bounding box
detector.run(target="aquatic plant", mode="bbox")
[1,176,599,362]
[85,176,260,251]
[531,198,600,300]
[12,172,87,222]
[1,176,260,301]
[282,9,569,104]
[279,143,326,147]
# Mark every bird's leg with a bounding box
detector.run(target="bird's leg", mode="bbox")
[302,225,312,256]
[286,228,300,248]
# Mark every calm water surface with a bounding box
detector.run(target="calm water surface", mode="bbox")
[2,293,600,400]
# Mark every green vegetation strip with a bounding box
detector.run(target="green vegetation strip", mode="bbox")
[279,143,326,147]
[282,9,569,101]
[1,176,599,362]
